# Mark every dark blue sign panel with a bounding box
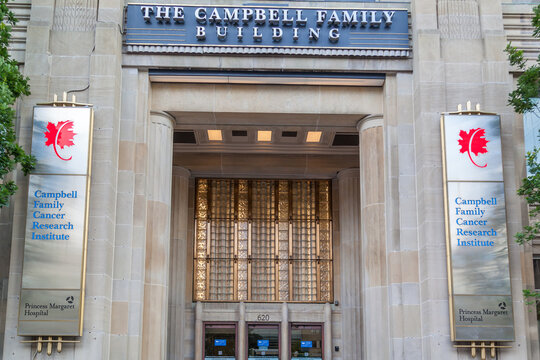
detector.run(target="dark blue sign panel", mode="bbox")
[257,339,269,347]
[214,339,227,346]
[300,341,313,348]
[125,4,408,51]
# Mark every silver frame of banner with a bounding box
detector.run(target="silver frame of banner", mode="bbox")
[18,93,94,356]
[441,102,514,360]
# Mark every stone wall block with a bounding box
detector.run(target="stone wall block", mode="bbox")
[118,141,136,172]
[418,221,446,251]
[482,83,513,111]
[478,0,504,17]
[86,239,114,276]
[482,61,511,84]
[441,39,484,62]
[51,55,90,77]
[88,183,116,220]
[92,106,118,133]
[360,127,385,204]
[82,295,113,334]
[133,194,147,228]
[414,31,441,61]
[29,1,55,22]
[92,54,122,77]
[145,201,170,285]
[445,84,484,110]
[112,247,132,282]
[400,228,419,251]
[111,301,129,335]
[363,287,390,359]
[86,273,112,299]
[135,144,148,176]
[94,24,122,56]
[24,25,51,54]
[364,204,387,287]
[411,0,438,29]
[50,31,94,56]
[415,84,446,113]
[445,62,483,83]
[24,53,50,76]
[87,215,114,242]
[420,277,449,301]
[92,161,115,187]
[89,76,121,108]
[419,246,448,281]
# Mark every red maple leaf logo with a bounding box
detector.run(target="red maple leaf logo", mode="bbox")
[457,128,489,168]
[44,120,76,161]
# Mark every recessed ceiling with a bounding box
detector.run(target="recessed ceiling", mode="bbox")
[173,152,359,178]
[171,111,366,155]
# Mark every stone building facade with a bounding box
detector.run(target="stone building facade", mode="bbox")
[1,0,540,359]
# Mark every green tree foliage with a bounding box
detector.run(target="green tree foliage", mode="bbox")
[0,0,33,207]
[515,147,540,246]
[506,5,540,114]
[506,4,540,312]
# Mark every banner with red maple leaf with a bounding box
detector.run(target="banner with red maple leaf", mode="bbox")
[457,128,489,168]
[44,120,77,161]
[30,107,91,175]
[19,105,93,337]
[440,113,513,342]
[442,115,503,182]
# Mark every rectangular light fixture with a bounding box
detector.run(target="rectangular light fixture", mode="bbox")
[306,131,322,143]
[207,129,222,141]
[257,130,272,142]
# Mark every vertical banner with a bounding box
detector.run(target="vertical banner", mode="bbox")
[441,113,514,342]
[18,105,93,336]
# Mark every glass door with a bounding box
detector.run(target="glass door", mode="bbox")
[290,323,323,360]
[204,323,237,360]
[247,323,280,360]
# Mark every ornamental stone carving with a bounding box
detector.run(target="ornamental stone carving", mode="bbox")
[52,0,97,32]
[438,0,481,39]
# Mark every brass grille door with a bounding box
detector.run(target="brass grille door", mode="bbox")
[194,179,333,303]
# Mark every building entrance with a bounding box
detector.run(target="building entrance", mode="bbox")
[247,323,280,359]
[290,324,323,360]
[204,323,237,360]
[203,321,324,360]
[161,79,383,360]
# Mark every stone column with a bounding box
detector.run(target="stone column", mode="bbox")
[141,111,175,360]
[238,302,246,360]
[168,166,191,359]
[280,303,288,360]
[337,169,362,360]
[195,302,203,360]
[357,116,390,360]
[323,303,332,360]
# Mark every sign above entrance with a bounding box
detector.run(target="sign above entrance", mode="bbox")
[125,4,409,57]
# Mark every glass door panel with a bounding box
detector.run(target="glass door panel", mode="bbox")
[248,324,280,360]
[290,324,322,360]
[204,323,237,360]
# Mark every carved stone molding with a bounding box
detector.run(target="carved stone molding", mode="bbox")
[438,0,481,40]
[52,0,97,32]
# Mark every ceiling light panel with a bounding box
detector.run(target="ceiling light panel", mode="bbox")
[257,130,272,142]
[306,131,322,143]
[207,129,223,141]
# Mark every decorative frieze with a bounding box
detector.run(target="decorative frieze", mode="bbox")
[438,0,481,39]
